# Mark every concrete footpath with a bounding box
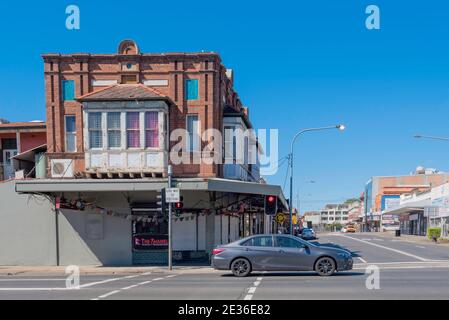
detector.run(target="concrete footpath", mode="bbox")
[0,265,216,276]
[362,231,449,245]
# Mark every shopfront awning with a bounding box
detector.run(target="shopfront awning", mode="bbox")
[383,199,431,215]
[15,177,288,209]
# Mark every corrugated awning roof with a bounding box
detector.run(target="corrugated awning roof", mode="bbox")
[15,178,288,209]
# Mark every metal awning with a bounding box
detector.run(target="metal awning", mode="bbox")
[383,198,432,215]
[12,144,47,163]
[15,177,288,209]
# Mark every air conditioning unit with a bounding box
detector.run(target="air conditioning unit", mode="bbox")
[51,159,74,178]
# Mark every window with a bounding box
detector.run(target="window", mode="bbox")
[224,126,236,162]
[185,79,199,100]
[242,236,273,247]
[186,115,200,152]
[65,115,76,152]
[145,112,159,148]
[107,113,121,148]
[275,236,305,248]
[62,80,75,101]
[88,113,103,149]
[127,112,140,148]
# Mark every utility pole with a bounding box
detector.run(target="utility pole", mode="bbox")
[168,165,173,271]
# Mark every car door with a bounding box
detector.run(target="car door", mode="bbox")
[274,236,314,271]
[242,236,278,271]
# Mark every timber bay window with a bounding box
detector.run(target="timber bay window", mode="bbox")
[65,115,77,152]
[88,113,103,149]
[107,112,121,149]
[145,112,159,148]
[127,112,140,148]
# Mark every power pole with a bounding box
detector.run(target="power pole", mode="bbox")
[168,165,173,271]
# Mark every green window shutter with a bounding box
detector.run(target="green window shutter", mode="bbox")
[62,80,75,101]
[185,79,199,100]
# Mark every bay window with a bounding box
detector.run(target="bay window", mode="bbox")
[107,112,121,148]
[88,113,103,149]
[145,112,159,148]
[126,112,140,148]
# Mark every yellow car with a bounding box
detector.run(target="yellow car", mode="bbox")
[346,226,356,233]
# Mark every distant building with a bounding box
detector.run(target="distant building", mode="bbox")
[320,204,350,229]
[364,167,449,232]
[303,211,320,228]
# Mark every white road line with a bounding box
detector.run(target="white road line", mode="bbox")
[416,245,426,249]
[98,290,121,299]
[337,235,429,261]
[244,295,253,300]
[242,277,264,301]
[122,285,139,290]
[0,279,64,282]
[253,281,261,287]
[353,265,449,270]
[357,257,368,263]
[354,260,449,266]
[153,277,164,281]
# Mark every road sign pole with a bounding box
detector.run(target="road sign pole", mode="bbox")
[168,165,173,271]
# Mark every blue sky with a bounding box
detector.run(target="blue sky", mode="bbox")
[1,1,449,211]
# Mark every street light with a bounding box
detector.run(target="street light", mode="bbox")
[414,134,449,142]
[288,125,346,235]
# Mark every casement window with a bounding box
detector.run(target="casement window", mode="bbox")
[185,79,199,100]
[88,113,103,149]
[127,112,140,148]
[107,112,121,148]
[145,112,159,148]
[186,115,200,152]
[62,80,75,101]
[65,115,77,152]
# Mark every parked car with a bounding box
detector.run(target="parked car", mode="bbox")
[211,234,353,277]
[300,228,316,240]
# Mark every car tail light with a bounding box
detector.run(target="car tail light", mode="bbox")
[212,248,225,255]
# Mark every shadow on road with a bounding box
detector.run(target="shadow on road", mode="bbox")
[220,271,364,278]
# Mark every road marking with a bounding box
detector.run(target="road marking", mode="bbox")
[337,235,429,261]
[357,257,368,263]
[0,279,65,282]
[122,284,139,290]
[354,260,449,266]
[98,290,121,299]
[242,276,264,301]
[415,245,426,249]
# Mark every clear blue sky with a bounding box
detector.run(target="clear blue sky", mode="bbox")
[1,1,449,211]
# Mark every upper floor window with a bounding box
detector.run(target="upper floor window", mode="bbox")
[145,112,159,148]
[127,112,140,148]
[107,113,121,148]
[186,115,200,152]
[185,79,199,100]
[88,113,103,149]
[62,80,75,101]
[65,115,77,152]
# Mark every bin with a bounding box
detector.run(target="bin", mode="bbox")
[395,229,401,237]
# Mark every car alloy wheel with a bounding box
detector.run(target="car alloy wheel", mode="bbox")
[315,257,336,276]
[231,258,251,277]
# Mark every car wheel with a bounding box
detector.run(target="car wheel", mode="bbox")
[315,257,336,276]
[231,258,252,277]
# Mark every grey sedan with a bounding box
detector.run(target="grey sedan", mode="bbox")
[212,234,353,277]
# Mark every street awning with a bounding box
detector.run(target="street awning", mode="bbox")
[383,198,431,215]
[15,177,288,209]
[12,144,47,163]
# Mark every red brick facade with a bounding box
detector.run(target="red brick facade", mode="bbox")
[43,40,246,178]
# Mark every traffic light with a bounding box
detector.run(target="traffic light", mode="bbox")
[156,188,167,214]
[265,195,277,215]
[174,196,184,216]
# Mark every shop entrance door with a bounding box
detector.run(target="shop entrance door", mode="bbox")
[2,149,17,179]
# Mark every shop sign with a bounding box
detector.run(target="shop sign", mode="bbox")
[133,234,169,251]
[409,214,419,221]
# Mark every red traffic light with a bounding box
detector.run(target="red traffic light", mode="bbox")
[175,202,184,209]
[267,196,276,203]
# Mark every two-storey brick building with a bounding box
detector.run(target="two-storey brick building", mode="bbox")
[11,40,287,266]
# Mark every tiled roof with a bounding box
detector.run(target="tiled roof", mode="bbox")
[0,122,46,130]
[78,84,168,102]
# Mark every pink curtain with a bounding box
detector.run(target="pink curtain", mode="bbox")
[145,112,159,148]
[127,113,140,148]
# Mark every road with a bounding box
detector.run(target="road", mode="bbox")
[1,233,449,300]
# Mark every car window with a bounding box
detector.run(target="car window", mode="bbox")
[242,236,273,247]
[276,236,305,248]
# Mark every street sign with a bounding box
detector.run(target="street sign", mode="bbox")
[274,213,286,225]
[165,188,180,203]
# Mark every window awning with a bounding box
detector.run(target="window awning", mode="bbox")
[15,177,288,209]
[383,198,432,215]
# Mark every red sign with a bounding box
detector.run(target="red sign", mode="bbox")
[133,234,168,251]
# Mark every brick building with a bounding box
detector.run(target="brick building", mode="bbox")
[42,39,255,181]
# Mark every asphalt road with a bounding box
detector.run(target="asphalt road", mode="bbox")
[1,233,449,300]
